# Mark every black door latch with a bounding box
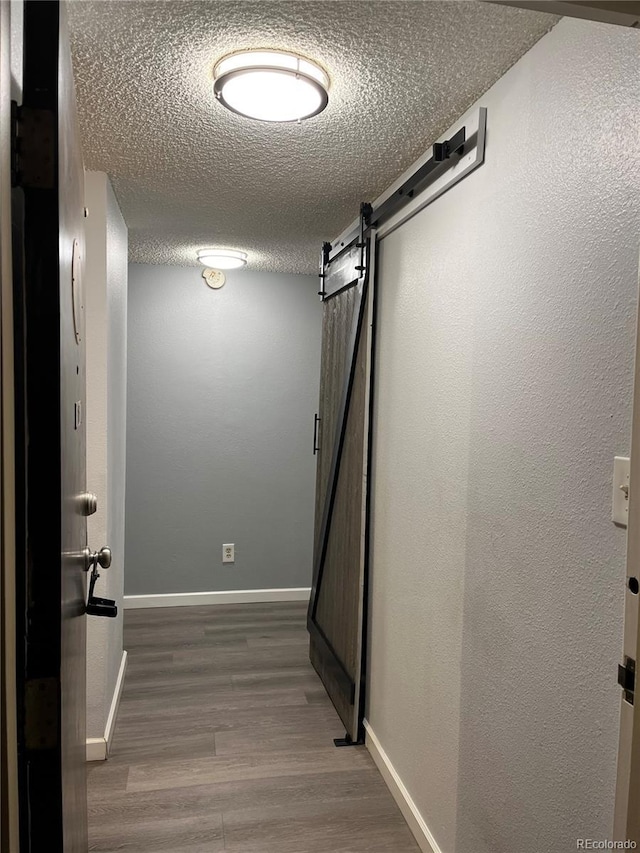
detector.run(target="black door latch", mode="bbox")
[85,547,117,618]
[618,656,635,705]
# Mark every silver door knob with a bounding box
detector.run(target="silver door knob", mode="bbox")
[95,547,111,569]
[84,546,112,571]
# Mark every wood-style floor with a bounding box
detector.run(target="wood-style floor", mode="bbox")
[87,601,420,852]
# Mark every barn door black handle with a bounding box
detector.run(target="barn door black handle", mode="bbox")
[313,413,321,455]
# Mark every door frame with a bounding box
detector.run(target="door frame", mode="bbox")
[1,0,19,848]
[614,249,640,843]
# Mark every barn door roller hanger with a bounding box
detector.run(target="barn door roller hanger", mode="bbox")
[319,106,487,291]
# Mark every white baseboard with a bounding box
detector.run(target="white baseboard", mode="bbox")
[364,720,443,853]
[86,737,107,762]
[124,588,311,610]
[86,650,128,762]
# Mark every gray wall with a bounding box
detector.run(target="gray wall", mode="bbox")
[125,264,321,595]
[85,172,127,740]
[368,17,640,853]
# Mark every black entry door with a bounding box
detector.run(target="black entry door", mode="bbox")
[13,2,88,849]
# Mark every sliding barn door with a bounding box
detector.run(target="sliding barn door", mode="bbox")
[308,237,374,743]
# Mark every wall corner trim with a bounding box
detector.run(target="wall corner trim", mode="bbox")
[123,588,312,610]
[86,737,107,762]
[105,650,128,754]
[86,649,128,762]
[364,720,443,853]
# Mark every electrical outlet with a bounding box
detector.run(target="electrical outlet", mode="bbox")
[222,543,235,564]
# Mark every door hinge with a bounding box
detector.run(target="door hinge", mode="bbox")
[24,677,58,750]
[618,656,636,705]
[11,101,55,190]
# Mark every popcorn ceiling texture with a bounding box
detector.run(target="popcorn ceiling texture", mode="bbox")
[68,1,557,274]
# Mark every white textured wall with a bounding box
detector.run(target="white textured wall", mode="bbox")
[368,17,640,853]
[85,172,127,741]
[105,179,127,698]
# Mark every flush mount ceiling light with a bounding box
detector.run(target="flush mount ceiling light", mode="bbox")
[197,249,247,269]
[213,50,329,123]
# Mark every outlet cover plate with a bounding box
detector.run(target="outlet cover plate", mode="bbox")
[222,543,235,564]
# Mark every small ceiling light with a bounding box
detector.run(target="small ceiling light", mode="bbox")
[197,249,247,270]
[213,49,329,123]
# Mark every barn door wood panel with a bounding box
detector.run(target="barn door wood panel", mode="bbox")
[307,116,486,745]
[308,233,374,743]
[13,2,89,849]
[312,284,361,557]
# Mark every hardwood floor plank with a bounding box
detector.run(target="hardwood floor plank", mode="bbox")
[87,602,419,852]
[89,770,389,824]
[87,763,129,795]
[119,686,312,715]
[230,667,313,685]
[112,703,340,745]
[304,685,336,705]
[125,651,174,666]
[213,727,348,755]
[88,812,225,852]
[171,644,311,667]
[109,730,216,763]
[126,746,375,793]
[245,633,309,648]
[222,796,415,853]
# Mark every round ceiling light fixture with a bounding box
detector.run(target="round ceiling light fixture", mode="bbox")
[197,248,247,270]
[213,50,329,123]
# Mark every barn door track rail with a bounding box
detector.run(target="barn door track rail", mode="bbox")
[324,106,487,272]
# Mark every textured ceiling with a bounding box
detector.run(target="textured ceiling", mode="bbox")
[68,1,558,274]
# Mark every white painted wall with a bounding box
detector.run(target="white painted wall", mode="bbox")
[84,172,127,746]
[368,17,640,853]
